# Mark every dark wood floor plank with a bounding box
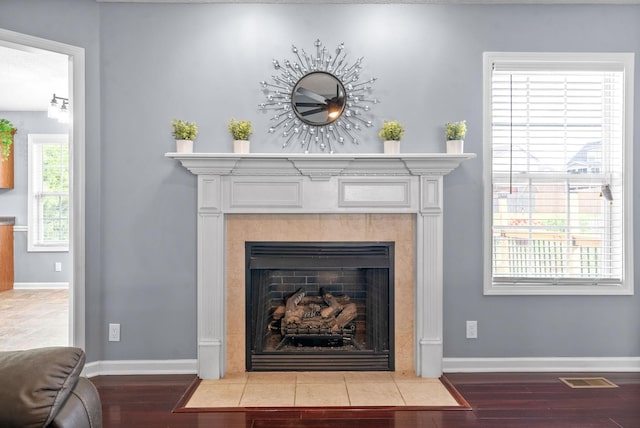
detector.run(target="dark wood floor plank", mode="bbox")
[92,372,640,428]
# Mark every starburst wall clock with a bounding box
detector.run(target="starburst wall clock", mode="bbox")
[259,39,379,153]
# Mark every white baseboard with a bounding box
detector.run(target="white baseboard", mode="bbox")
[14,282,69,290]
[82,356,640,377]
[83,359,198,377]
[443,357,640,372]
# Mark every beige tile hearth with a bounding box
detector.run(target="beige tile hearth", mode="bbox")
[395,381,461,407]
[346,381,405,406]
[185,372,462,409]
[240,382,296,407]
[295,382,349,407]
[296,371,347,383]
[186,383,245,407]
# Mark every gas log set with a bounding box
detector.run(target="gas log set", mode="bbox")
[246,242,393,371]
[271,288,361,350]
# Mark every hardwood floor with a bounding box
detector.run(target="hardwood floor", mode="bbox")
[92,372,640,427]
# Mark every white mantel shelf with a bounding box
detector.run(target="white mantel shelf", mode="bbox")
[167,151,475,380]
[165,152,476,180]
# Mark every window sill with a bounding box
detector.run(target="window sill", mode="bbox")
[27,245,69,253]
[484,282,633,296]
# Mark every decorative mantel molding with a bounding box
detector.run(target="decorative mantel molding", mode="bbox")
[167,152,475,379]
[165,153,475,179]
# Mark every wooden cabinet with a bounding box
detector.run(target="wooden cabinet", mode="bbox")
[0,130,15,189]
[0,223,14,292]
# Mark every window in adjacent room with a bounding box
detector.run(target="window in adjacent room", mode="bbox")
[28,134,69,252]
[483,52,634,295]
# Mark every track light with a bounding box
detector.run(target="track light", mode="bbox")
[48,93,70,123]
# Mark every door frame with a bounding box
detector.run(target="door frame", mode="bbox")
[0,28,86,349]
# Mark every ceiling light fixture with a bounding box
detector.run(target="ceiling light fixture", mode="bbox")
[48,93,70,124]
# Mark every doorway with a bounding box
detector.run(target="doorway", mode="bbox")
[0,28,85,351]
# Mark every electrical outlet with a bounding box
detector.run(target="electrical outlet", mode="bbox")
[466,320,478,339]
[54,262,62,272]
[108,323,120,342]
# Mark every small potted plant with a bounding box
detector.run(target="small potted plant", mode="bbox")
[0,118,16,162]
[445,120,466,154]
[378,121,404,154]
[171,119,198,153]
[227,118,253,154]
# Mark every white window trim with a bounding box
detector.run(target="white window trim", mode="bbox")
[482,52,634,296]
[27,133,70,253]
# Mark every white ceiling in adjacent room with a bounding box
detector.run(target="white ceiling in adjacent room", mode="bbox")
[0,43,68,112]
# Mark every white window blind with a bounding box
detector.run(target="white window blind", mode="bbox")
[28,134,70,252]
[483,52,634,295]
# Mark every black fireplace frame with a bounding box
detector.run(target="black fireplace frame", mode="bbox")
[245,241,395,372]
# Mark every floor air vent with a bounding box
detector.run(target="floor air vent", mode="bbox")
[559,377,618,389]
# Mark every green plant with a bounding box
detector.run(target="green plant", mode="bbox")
[446,120,467,141]
[0,118,16,161]
[171,119,199,140]
[227,119,253,140]
[378,121,404,141]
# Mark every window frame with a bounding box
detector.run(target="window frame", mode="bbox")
[27,133,70,253]
[482,52,634,295]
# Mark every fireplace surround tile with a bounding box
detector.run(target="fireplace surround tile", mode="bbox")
[226,213,415,374]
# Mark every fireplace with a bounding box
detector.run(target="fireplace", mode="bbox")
[166,152,474,379]
[246,241,394,371]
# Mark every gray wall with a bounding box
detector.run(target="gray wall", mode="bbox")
[1,1,638,363]
[0,0,102,360]
[0,111,71,283]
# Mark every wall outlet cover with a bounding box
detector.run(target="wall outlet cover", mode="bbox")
[466,320,478,339]
[108,323,120,342]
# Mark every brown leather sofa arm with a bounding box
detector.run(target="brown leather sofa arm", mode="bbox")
[0,347,102,428]
[51,377,103,428]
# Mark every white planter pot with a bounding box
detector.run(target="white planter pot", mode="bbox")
[384,140,401,154]
[234,140,250,154]
[446,139,464,154]
[176,139,193,154]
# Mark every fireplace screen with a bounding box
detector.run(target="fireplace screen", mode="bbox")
[246,242,394,371]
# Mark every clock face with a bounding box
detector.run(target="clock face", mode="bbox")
[292,72,346,126]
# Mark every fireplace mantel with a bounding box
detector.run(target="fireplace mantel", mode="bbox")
[166,152,474,180]
[167,152,475,379]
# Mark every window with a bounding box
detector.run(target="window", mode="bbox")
[483,53,634,295]
[28,134,69,252]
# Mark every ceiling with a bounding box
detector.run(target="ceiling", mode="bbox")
[0,42,68,112]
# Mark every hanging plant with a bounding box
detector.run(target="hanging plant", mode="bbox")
[0,118,16,161]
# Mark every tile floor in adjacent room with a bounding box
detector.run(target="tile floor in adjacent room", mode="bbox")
[185,371,461,408]
[0,289,69,352]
